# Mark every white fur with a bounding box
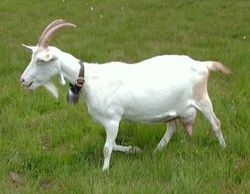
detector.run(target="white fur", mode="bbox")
[21,46,227,171]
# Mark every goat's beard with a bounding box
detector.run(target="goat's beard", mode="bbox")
[43,82,58,98]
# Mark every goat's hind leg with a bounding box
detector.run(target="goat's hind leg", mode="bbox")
[195,97,226,148]
[155,119,177,151]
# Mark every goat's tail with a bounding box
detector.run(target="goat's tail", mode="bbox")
[205,61,231,74]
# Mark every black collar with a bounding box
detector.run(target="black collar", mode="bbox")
[76,60,85,88]
[69,60,85,95]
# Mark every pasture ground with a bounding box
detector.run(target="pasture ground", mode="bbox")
[0,0,249,193]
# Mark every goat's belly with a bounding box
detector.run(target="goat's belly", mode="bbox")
[124,111,178,123]
[122,96,191,123]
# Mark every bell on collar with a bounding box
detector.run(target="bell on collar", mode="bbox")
[66,87,79,104]
[66,61,84,104]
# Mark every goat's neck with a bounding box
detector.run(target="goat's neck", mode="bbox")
[59,52,99,86]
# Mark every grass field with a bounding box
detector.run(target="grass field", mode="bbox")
[0,0,249,193]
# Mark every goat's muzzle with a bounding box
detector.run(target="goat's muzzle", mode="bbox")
[20,77,34,89]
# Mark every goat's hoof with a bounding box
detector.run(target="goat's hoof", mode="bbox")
[154,146,163,153]
[102,166,109,172]
[129,146,142,153]
[221,142,227,149]
[154,142,167,152]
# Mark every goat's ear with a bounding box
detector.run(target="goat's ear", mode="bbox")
[22,44,36,52]
[37,51,57,63]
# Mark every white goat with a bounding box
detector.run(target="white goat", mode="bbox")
[20,19,230,171]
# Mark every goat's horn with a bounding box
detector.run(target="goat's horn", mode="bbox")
[37,19,65,46]
[39,22,76,48]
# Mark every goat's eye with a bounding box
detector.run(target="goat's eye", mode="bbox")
[37,59,45,64]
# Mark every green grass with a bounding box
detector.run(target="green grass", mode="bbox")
[0,0,249,193]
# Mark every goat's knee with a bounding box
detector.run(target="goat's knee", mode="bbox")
[103,146,110,158]
[213,118,221,132]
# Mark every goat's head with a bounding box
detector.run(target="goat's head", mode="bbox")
[20,19,76,98]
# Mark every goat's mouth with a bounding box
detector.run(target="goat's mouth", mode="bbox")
[25,81,34,89]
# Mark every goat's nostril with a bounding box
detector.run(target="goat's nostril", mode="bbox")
[20,78,25,83]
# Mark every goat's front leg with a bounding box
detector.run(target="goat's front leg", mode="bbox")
[113,144,142,153]
[102,120,119,171]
